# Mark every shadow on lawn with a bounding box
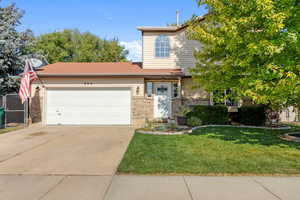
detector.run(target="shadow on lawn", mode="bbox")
[190,127,300,149]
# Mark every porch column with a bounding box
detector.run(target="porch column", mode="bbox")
[178,77,182,98]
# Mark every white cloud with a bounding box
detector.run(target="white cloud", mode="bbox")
[120,40,142,62]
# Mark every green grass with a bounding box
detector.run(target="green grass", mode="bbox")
[118,126,300,175]
[0,127,22,135]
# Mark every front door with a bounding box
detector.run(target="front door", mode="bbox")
[154,83,172,118]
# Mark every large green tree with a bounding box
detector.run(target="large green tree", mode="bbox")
[188,0,300,109]
[0,2,39,95]
[35,29,128,63]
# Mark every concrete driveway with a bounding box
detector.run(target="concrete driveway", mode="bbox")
[0,125,134,199]
[0,125,134,175]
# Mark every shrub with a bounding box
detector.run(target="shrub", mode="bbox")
[167,122,178,130]
[145,119,155,129]
[186,105,229,125]
[237,105,266,126]
[187,116,202,127]
[177,105,192,117]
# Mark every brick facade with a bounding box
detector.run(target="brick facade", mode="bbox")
[132,97,154,128]
[171,98,182,117]
[133,96,211,127]
[144,98,154,120]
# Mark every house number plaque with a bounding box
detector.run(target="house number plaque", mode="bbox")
[83,82,94,86]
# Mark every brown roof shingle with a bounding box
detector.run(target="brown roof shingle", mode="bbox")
[37,62,183,77]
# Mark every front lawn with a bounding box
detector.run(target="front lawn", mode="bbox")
[0,127,22,135]
[118,126,300,175]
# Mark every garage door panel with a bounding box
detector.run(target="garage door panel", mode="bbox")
[59,118,130,125]
[48,105,131,111]
[47,91,131,105]
[48,101,131,108]
[46,89,131,125]
[60,117,130,125]
[57,108,131,121]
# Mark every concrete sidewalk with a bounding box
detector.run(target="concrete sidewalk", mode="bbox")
[1,175,299,200]
[105,176,299,200]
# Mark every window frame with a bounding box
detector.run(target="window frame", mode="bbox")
[155,34,171,58]
[172,82,179,98]
[225,89,238,106]
[145,82,153,98]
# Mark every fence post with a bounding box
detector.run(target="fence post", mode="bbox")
[4,95,7,128]
[25,99,29,127]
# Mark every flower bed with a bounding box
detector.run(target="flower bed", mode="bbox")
[138,123,192,135]
[138,124,291,135]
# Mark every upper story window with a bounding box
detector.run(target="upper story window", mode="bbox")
[155,35,170,58]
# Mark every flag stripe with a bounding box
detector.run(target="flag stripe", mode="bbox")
[18,60,39,104]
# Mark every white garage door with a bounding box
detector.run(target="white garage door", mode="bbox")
[46,88,131,125]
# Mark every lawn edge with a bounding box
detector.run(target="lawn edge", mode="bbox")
[116,172,300,177]
[0,127,23,135]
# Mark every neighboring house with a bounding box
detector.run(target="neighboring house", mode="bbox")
[30,23,211,127]
[280,107,299,122]
[30,22,298,127]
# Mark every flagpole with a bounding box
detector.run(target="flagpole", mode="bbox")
[25,98,29,127]
[19,59,40,127]
[36,75,45,88]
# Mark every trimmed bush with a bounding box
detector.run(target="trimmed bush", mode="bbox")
[237,105,266,126]
[187,116,202,127]
[186,105,229,125]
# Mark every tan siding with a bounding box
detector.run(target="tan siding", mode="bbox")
[32,77,144,97]
[143,32,177,69]
[182,78,210,100]
[174,30,202,74]
[142,30,201,73]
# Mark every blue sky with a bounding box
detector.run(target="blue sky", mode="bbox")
[2,0,207,61]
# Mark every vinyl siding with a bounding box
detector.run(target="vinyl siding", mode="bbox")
[32,77,144,97]
[142,30,201,73]
[182,78,210,100]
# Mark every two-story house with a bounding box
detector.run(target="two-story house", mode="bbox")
[30,21,212,127]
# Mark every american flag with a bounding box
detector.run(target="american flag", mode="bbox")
[18,60,38,104]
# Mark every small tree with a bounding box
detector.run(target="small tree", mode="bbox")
[188,0,300,111]
[35,29,129,63]
[0,2,39,95]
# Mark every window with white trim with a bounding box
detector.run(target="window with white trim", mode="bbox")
[155,35,170,58]
[146,82,153,97]
[172,83,179,98]
[225,89,238,106]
